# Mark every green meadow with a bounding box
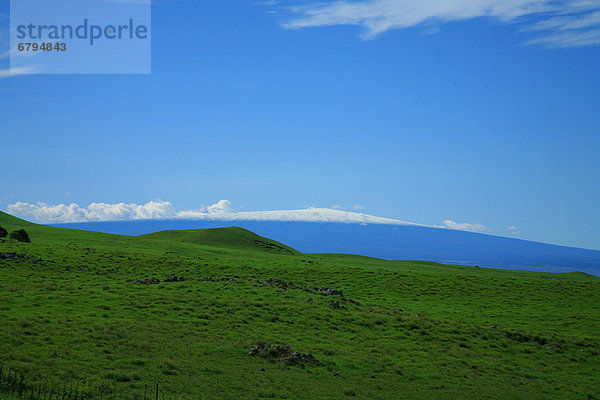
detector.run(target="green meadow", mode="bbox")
[0,211,598,399]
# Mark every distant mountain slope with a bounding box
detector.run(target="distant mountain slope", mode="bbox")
[53,219,600,275]
[140,227,299,255]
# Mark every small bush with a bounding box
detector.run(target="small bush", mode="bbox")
[9,229,31,243]
[104,372,132,382]
[248,343,322,366]
[0,226,7,240]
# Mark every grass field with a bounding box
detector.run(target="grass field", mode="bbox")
[0,211,598,399]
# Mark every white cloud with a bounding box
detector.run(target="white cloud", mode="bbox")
[280,0,600,47]
[506,225,521,234]
[438,219,492,233]
[331,204,345,210]
[206,199,235,214]
[0,66,40,79]
[7,200,179,223]
[352,204,366,210]
[6,199,424,226]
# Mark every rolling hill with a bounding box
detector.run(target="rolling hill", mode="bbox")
[0,211,599,399]
[0,210,36,227]
[140,227,299,255]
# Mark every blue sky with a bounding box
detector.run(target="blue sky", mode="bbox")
[0,0,599,249]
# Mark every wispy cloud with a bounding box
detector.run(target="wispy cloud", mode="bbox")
[506,225,521,234]
[0,66,41,79]
[0,33,43,78]
[280,0,600,47]
[525,28,600,47]
[528,10,600,31]
[0,194,14,207]
[437,219,492,233]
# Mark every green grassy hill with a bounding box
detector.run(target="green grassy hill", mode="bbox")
[141,227,299,255]
[0,212,598,399]
[0,210,36,227]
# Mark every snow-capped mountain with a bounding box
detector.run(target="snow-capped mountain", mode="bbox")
[177,207,420,225]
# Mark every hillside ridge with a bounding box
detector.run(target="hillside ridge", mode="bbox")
[0,210,37,227]
[140,226,300,255]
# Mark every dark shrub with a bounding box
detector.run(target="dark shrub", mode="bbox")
[9,229,31,243]
[0,226,7,240]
